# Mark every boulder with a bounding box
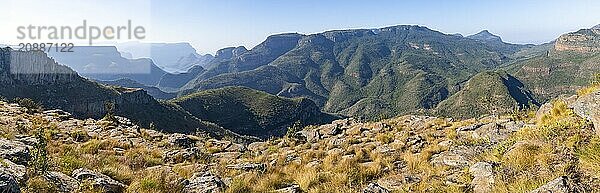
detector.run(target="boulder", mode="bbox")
[182,172,225,193]
[376,174,420,191]
[14,135,38,146]
[295,130,320,143]
[164,147,203,164]
[362,183,390,193]
[571,90,600,135]
[536,102,554,122]
[530,176,569,193]
[0,139,31,165]
[457,123,484,131]
[72,168,126,193]
[225,163,266,172]
[224,143,246,152]
[168,134,198,148]
[318,123,342,136]
[0,169,20,193]
[211,152,242,160]
[0,159,26,183]
[44,171,79,193]
[469,162,494,193]
[275,184,301,193]
[405,135,426,153]
[502,121,525,132]
[247,142,268,152]
[471,123,510,142]
[430,147,474,168]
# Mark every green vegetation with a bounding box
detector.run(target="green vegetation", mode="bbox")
[30,118,50,176]
[179,26,530,120]
[171,86,337,138]
[13,97,43,113]
[436,71,537,118]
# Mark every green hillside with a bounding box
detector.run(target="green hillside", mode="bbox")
[180,26,530,120]
[171,86,338,139]
[436,71,537,118]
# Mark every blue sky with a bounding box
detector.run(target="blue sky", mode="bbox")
[1,0,599,54]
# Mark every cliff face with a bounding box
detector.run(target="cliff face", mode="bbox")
[554,29,600,53]
[1,49,79,85]
[0,48,223,135]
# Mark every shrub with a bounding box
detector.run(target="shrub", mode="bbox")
[14,97,43,113]
[577,136,600,177]
[102,101,117,123]
[25,176,57,193]
[592,73,600,86]
[30,118,49,176]
[375,133,394,144]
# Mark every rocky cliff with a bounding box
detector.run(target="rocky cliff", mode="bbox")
[0,48,239,137]
[554,28,600,53]
[0,48,78,85]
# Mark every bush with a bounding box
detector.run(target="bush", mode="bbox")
[591,73,600,86]
[30,118,49,176]
[14,97,43,113]
[25,176,57,193]
[102,101,117,123]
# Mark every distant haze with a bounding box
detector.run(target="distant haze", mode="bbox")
[0,0,598,54]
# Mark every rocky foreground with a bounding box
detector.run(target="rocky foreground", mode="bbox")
[1,88,600,193]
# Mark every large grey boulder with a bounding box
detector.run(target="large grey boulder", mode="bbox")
[362,183,390,193]
[72,168,125,193]
[0,159,26,183]
[247,142,268,152]
[182,172,225,193]
[571,90,600,135]
[295,129,320,143]
[536,102,554,122]
[168,134,198,148]
[44,171,80,193]
[275,184,301,193]
[0,169,20,193]
[163,147,203,164]
[0,139,31,165]
[469,162,494,193]
[225,163,266,172]
[529,176,570,193]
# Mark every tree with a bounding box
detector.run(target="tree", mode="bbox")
[103,101,117,123]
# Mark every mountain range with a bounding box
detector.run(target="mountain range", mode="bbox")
[116,42,214,73]
[0,24,598,140]
[176,25,537,119]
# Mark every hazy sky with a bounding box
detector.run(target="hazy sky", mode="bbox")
[1,0,599,54]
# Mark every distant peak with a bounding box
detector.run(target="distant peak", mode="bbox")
[593,24,600,30]
[467,30,503,42]
[476,30,493,36]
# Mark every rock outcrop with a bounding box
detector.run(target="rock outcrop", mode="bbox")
[72,168,126,193]
[469,162,494,193]
[0,139,31,165]
[530,176,570,193]
[554,28,600,53]
[182,172,226,193]
[0,169,20,193]
[571,90,600,134]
